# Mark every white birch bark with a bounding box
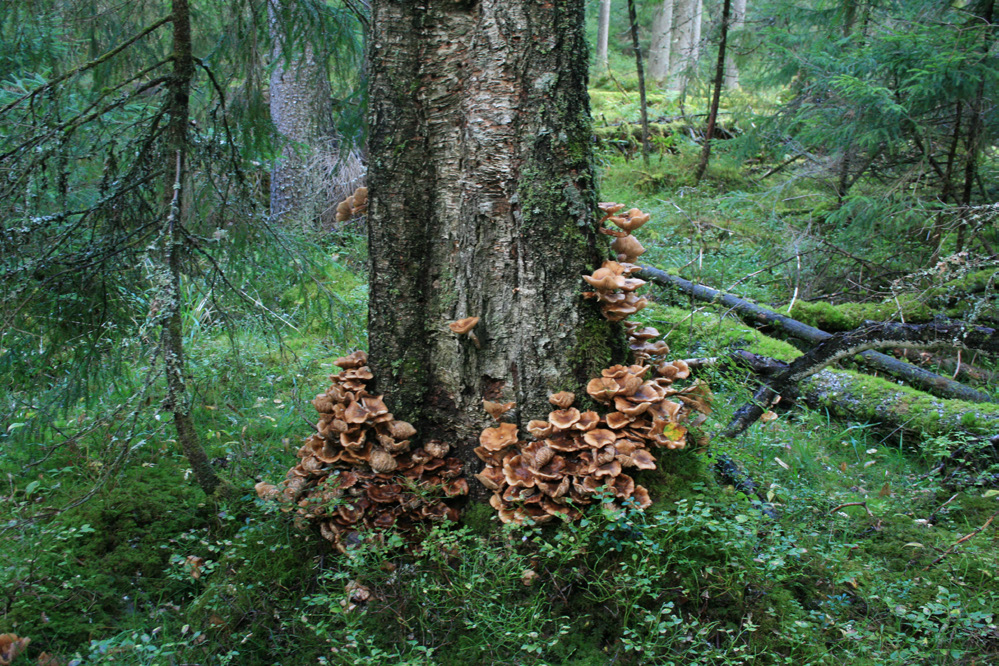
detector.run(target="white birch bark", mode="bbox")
[668,0,698,93]
[648,0,673,85]
[724,0,746,90]
[597,0,611,69]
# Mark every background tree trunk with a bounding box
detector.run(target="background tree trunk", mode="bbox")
[597,0,612,69]
[268,0,339,224]
[648,0,674,85]
[628,0,652,165]
[366,0,625,490]
[669,0,701,93]
[695,0,732,183]
[163,0,221,497]
[723,0,745,89]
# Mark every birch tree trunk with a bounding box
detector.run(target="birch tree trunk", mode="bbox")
[692,0,703,61]
[669,0,700,93]
[597,0,612,69]
[724,0,745,90]
[268,1,338,224]
[366,0,626,492]
[648,0,674,85]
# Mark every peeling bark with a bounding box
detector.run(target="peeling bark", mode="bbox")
[668,0,701,93]
[367,0,626,495]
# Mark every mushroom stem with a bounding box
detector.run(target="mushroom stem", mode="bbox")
[468,331,482,349]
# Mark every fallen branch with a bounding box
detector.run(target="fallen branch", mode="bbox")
[829,501,875,517]
[638,266,995,404]
[653,304,999,442]
[721,320,999,438]
[924,508,998,570]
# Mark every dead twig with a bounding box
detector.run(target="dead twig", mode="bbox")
[830,501,874,517]
[924,508,998,570]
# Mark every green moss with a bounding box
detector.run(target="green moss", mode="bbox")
[787,296,933,332]
[565,314,628,397]
[925,268,997,304]
[460,502,497,536]
[646,304,802,361]
[803,368,999,437]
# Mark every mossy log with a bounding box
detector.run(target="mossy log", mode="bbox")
[646,304,999,441]
[785,267,997,330]
[787,298,935,332]
[801,369,999,441]
[722,321,999,438]
[639,266,995,404]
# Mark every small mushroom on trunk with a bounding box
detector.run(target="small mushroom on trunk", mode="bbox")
[449,316,482,349]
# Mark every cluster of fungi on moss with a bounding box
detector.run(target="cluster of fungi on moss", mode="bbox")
[476,203,711,525]
[0,634,30,666]
[256,350,467,552]
[334,186,368,224]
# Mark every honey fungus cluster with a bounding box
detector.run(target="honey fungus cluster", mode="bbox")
[257,351,467,551]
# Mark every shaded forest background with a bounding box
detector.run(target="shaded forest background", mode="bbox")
[1,0,998,664]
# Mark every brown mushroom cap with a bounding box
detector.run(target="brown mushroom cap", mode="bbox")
[587,377,620,402]
[448,317,480,334]
[369,449,399,474]
[583,429,617,448]
[583,270,627,291]
[255,481,280,500]
[475,465,507,490]
[624,449,657,470]
[610,234,646,260]
[631,485,653,509]
[537,476,571,499]
[548,407,582,430]
[614,395,651,417]
[545,435,588,452]
[483,400,516,421]
[612,210,651,233]
[353,186,368,206]
[480,422,519,451]
[610,473,636,498]
[367,483,403,503]
[389,420,418,440]
[503,455,537,488]
[605,411,633,429]
[334,350,368,369]
[548,391,575,408]
[573,410,601,431]
[526,419,554,439]
[424,440,450,458]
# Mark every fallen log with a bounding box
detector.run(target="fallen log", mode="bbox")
[648,304,999,441]
[800,368,999,441]
[722,321,999,438]
[638,266,995,404]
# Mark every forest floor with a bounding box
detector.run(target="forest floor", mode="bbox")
[2,85,998,665]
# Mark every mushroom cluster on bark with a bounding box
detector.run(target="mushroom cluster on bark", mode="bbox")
[334,186,368,223]
[478,203,712,524]
[257,350,467,551]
